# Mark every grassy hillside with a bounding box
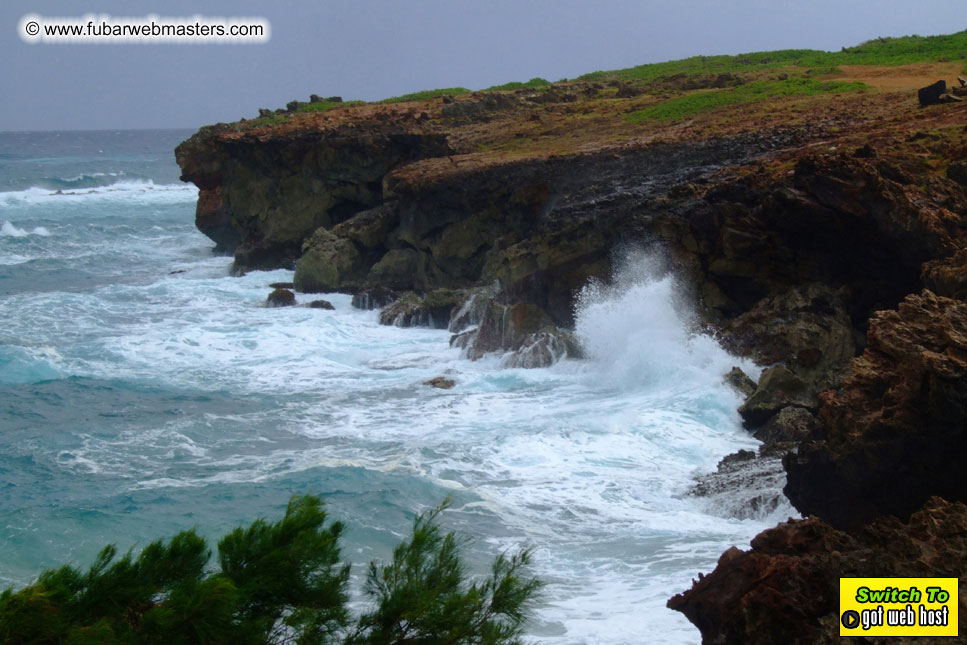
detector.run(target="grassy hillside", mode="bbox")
[240,30,966,130]
[577,30,967,83]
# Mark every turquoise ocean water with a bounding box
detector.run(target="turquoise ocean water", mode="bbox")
[0,129,794,643]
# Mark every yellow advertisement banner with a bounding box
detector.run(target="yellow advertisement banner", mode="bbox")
[840,577,958,637]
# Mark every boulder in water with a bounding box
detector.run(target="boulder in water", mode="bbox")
[266,288,296,307]
[423,376,455,389]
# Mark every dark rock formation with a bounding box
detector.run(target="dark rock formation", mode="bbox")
[668,497,967,644]
[377,289,467,329]
[351,287,399,310]
[923,248,967,300]
[723,366,756,397]
[266,288,296,307]
[689,450,787,520]
[441,92,519,119]
[293,227,368,292]
[947,160,967,186]
[918,80,947,106]
[175,122,450,271]
[739,365,819,427]
[308,299,334,310]
[784,291,967,531]
[449,299,581,368]
[754,406,820,446]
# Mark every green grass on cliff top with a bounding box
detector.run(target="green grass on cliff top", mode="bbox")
[626,78,868,123]
[381,87,472,103]
[579,30,967,83]
[239,31,966,128]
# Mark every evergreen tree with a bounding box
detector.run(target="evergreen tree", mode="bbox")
[0,496,541,645]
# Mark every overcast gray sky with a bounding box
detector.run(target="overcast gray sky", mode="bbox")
[2,0,964,131]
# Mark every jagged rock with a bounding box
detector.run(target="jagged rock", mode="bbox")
[753,406,820,445]
[738,366,817,427]
[366,248,436,291]
[918,80,947,106]
[441,93,519,118]
[258,108,272,118]
[286,100,299,113]
[423,376,455,389]
[449,299,578,367]
[784,291,967,531]
[448,286,497,333]
[689,450,787,520]
[458,300,552,359]
[309,94,323,103]
[718,284,855,396]
[376,289,466,328]
[377,291,424,326]
[938,93,963,103]
[922,248,967,299]
[615,83,643,98]
[293,228,367,292]
[352,287,398,310]
[724,366,756,397]
[504,327,579,368]
[947,160,967,186]
[524,88,577,104]
[266,288,296,307]
[668,497,967,644]
[959,75,967,87]
[308,299,334,310]
[175,122,450,270]
[331,205,396,249]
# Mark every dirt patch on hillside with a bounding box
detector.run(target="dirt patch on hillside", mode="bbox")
[837,62,964,90]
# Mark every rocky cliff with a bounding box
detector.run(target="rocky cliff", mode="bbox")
[177,63,967,642]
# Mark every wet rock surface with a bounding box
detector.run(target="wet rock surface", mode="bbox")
[784,290,967,531]
[668,497,967,644]
[266,288,296,307]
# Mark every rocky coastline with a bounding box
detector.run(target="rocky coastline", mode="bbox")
[177,72,967,641]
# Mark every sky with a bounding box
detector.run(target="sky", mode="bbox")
[1,0,964,131]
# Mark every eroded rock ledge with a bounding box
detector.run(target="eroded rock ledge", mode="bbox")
[668,497,967,644]
[785,290,967,531]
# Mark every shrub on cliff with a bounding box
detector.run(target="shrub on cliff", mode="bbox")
[0,496,541,644]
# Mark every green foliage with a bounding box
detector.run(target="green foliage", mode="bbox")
[580,30,967,84]
[382,88,472,103]
[0,496,541,645]
[483,78,551,92]
[295,100,366,114]
[217,494,350,642]
[348,501,542,645]
[626,78,867,123]
[243,114,290,129]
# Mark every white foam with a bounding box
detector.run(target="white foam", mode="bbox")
[0,221,51,237]
[0,181,198,208]
[9,251,786,644]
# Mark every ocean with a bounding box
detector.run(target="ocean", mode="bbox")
[0,129,795,643]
